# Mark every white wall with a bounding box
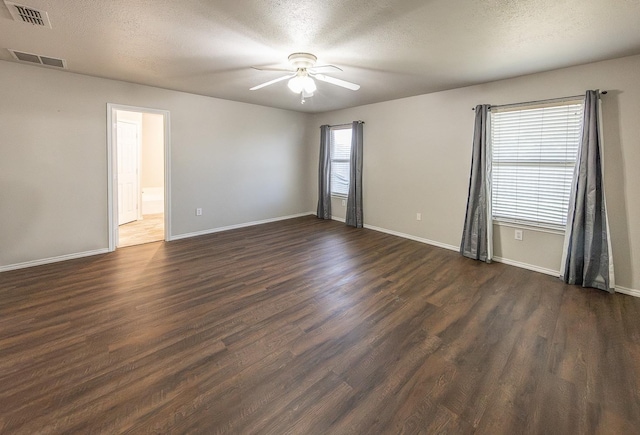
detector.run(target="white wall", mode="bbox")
[0,60,310,268]
[309,54,640,292]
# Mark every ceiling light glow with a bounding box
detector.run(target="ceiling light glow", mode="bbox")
[288,75,316,94]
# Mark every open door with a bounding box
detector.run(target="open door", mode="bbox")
[108,104,171,252]
[116,120,140,225]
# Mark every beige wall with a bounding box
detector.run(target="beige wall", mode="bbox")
[309,54,640,291]
[0,60,310,267]
[141,113,164,189]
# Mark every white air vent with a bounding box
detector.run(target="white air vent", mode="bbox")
[8,49,66,68]
[4,1,51,28]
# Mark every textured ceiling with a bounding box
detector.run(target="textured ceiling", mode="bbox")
[1,0,639,113]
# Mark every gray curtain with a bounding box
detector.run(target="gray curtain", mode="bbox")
[316,125,332,220]
[560,90,615,292]
[346,121,364,228]
[460,105,492,262]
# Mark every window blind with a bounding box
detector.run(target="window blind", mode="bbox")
[491,100,584,228]
[330,127,352,196]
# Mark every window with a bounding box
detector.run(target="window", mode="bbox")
[330,126,352,196]
[491,99,584,229]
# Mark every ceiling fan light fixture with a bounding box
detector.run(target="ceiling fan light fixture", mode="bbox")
[287,76,303,93]
[250,52,360,101]
[303,76,316,93]
[287,75,316,94]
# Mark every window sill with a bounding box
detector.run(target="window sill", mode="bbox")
[492,219,565,235]
[331,194,348,199]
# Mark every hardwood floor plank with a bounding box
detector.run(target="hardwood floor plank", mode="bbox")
[1,216,639,433]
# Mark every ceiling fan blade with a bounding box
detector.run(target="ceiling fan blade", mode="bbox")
[309,65,343,73]
[249,73,295,91]
[312,73,360,91]
[251,66,295,72]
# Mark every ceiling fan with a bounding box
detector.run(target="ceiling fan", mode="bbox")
[250,53,360,104]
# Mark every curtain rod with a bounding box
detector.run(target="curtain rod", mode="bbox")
[321,121,365,128]
[471,91,607,110]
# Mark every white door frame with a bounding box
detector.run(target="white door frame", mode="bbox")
[107,103,172,251]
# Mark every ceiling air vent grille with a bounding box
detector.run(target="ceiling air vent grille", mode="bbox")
[9,49,66,69]
[4,1,52,28]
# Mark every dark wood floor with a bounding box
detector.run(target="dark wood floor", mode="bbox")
[1,216,639,434]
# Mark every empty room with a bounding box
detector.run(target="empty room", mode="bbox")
[1,0,640,433]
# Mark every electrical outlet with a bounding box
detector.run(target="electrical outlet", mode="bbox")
[416,213,422,221]
[341,199,346,206]
[196,208,202,216]
[515,229,523,241]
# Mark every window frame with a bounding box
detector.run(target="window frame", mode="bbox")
[489,97,585,231]
[329,125,353,198]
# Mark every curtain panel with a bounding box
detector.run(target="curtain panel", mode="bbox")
[346,121,364,228]
[316,125,332,220]
[560,90,615,292]
[460,105,492,262]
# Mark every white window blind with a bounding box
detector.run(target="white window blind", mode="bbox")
[491,99,584,228]
[330,127,352,196]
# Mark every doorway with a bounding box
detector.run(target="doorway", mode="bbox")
[107,104,171,251]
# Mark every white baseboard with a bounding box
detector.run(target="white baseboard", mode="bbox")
[354,221,640,299]
[491,256,560,277]
[491,257,640,297]
[359,222,564,279]
[0,248,110,273]
[331,215,346,223]
[616,286,640,298]
[0,212,316,273]
[363,223,460,252]
[170,212,315,241]
[5,214,638,299]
